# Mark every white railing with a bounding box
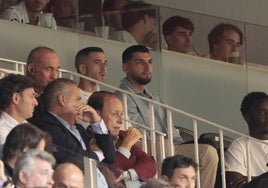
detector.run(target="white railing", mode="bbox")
[1,57,268,188]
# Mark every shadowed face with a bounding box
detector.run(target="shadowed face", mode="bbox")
[25,0,49,13]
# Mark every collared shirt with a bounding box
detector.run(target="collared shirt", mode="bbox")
[110,30,138,44]
[116,77,184,144]
[0,112,26,145]
[49,112,108,161]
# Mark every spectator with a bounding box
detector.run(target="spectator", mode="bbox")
[161,155,197,188]
[103,0,129,33]
[12,150,55,188]
[0,0,56,26]
[88,91,157,186]
[0,160,12,188]
[33,78,115,166]
[115,45,218,188]
[0,74,38,145]
[225,91,268,188]
[53,163,84,188]
[75,47,107,104]
[0,0,18,14]
[110,1,157,48]
[208,23,244,64]
[48,0,77,28]
[26,46,60,95]
[2,123,47,180]
[162,15,198,55]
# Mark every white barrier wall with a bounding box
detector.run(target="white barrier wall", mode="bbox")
[1,20,267,135]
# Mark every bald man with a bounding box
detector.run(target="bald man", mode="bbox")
[53,163,84,188]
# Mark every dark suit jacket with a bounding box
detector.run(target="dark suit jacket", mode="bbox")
[111,130,157,181]
[34,112,115,168]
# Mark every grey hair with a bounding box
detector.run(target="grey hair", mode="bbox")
[13,150,56,185]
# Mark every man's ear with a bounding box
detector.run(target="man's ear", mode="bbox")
[22,147,29,153]
[122,63,128,74]
[12,92,20,105]
[57,94,67,106]
[19,171,28,184]
[161,175,169,182]
[78,64,86,75]
[27,64,35,75]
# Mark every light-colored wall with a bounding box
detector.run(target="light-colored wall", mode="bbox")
[1,20,267,136]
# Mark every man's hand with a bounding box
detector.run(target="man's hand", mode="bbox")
[120,127,142,151]
[226,171,248,188]
[75,104,101,123]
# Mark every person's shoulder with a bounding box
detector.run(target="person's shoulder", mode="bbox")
[0,2,23,20]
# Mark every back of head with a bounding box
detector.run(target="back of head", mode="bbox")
[53,163,84,188]
[13,149,55,186]
[0,74,34,110]
[3,123,45,161]
[88,91,118,111]
[43,78,76,111]
[161,155,198,179]
[240,91,268,117]
[75,47,104,72]
[162,15,194,37]
[122,44,150,64]
[208,23,243,54]
[121,1,156,30]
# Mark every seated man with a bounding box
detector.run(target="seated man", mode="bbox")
[75,47,108,104]
[0,74,38,145]
[88,91,157,186]
[115,45,218,188]
[26,46,60,95]
[162,15,197,55]
[0,0,56,27]
[2,123,47,179]
[208,23,243,64]
[161,155,197,188]
[225,91,268,188]
[12,150,55,188]
[33,78,115,166]
[110,1,157,48]
[53,163,84,188]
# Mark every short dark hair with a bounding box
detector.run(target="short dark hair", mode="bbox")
[2,123,46,161]
[161,155,198,179]
[121,1,156,30]
[75,47,104,72]
[162,15,194,36]
[88,91,118,111]
[122,45,150,63]
[43,78,76,110]
[0,74,34,110]
[208,23,243,53]
[240,92,268,116]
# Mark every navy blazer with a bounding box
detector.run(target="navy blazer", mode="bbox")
[34,112,115,168]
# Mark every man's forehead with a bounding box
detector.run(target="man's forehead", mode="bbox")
[131,52,152,60]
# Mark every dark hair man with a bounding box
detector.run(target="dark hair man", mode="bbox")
[116,44,218,188]
[225,91,268,188]
[161,155,197,188]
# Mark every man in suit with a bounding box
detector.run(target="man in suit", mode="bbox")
[33,78,115,167]
[88,91,157,186]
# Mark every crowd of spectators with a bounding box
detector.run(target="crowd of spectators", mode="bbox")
[0,0,244,65]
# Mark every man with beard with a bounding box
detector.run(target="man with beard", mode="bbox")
[116,45,219,188]
[225,92,268,188]
[0,0,56,26]
[75,47,108,104]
